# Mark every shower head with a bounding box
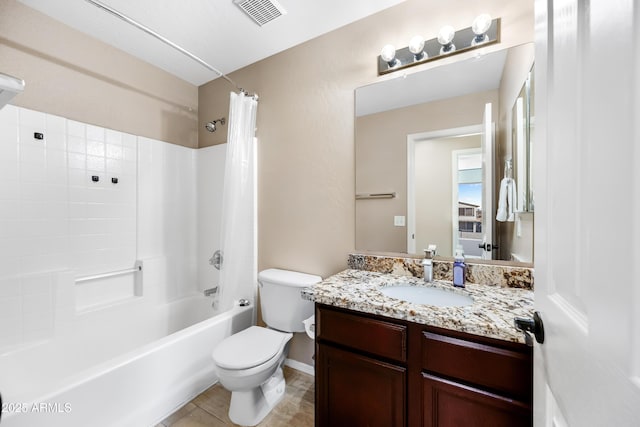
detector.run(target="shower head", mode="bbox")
[205,117,226,132]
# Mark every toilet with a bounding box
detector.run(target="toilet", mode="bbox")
[212,268,321,426]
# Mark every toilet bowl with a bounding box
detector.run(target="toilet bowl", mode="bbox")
[213,326,293,425]
[211,268,321,426]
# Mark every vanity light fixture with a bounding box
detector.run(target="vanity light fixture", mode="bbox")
[377,16,501,75]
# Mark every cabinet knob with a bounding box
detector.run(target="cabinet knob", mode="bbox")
[514,311,545,346]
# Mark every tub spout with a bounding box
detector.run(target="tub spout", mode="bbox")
[204,286,218,296]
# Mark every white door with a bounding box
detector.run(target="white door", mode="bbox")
[533,0,640,425]
[480,102,494,260]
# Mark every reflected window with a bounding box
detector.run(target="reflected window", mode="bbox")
[459,221,475,232]
[456,154,483,257]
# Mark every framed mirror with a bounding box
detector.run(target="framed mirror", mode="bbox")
[355,42,534,263]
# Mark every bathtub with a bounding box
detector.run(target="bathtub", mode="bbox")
[0,295,253,427]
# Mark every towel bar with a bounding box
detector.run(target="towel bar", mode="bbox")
[76,263,142,284]
[355,192,396,200]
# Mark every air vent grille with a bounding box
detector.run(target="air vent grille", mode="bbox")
[234,0,287,26]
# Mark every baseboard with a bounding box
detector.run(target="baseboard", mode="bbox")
[284,358,315,376]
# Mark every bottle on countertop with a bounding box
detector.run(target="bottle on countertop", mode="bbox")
[453,247,466,288]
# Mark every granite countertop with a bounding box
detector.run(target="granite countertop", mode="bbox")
[302,269,534,344]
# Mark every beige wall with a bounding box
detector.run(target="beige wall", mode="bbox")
[355,91,499,253]
[199,0,533,365]
[0,0,198,147]
[496,42,535,261]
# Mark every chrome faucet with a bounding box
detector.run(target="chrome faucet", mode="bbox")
[422,245,437,282]
[209,250,223,270]
[204,286,218,296]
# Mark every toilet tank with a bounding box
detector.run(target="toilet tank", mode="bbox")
[259,268,321,333]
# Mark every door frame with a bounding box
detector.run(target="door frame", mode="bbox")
[407,124,483,254]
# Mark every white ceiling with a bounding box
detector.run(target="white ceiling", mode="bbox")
[18,0,405,86]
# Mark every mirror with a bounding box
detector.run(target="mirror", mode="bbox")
[512,66,535,213]
[355,43,534,262]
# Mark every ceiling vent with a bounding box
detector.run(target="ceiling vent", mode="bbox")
[234,0,287,26]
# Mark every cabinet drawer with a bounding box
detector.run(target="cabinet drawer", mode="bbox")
[421,331,532,400]
[317,305,407,363]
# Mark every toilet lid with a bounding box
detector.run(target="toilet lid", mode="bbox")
[212,326,291,370]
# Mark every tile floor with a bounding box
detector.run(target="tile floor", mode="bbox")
[156,366,314,427]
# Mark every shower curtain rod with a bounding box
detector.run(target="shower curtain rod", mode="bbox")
[83,0,256,97]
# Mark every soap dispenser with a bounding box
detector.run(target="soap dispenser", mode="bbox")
[453,247,466,288]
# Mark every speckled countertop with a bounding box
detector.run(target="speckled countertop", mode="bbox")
[303,269,534,344]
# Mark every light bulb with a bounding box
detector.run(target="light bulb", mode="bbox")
[472,14,492,45]
[472,14,492,35]
[380,44,398,67]
[437,26,456,54]
[408,35,426,60]
[437,26,455,45]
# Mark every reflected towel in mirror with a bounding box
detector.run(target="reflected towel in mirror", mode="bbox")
[496,177,517,222]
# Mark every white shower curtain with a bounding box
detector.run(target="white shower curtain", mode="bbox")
[215,91,258,313]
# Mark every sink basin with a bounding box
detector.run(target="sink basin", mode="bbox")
[380,285,473,307]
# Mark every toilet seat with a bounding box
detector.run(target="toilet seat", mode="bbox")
[213,326,291,370]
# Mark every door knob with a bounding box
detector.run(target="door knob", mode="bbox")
[478,242,499,251]
[514,311,545,346]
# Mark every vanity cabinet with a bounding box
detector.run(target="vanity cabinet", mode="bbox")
[315,304,532,427]
[315,304,408,427]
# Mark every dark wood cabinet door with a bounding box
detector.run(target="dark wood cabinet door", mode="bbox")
[317,343,406,427]
[421,331,533,401]
[422,374,532,427]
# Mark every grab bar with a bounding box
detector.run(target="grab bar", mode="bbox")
[75,262,142,284]
[355,192,396,200]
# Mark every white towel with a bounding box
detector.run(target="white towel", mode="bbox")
[507,177,517,221]
[496,177,518,222]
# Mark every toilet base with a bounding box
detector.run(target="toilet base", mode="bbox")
[228,367,286,426]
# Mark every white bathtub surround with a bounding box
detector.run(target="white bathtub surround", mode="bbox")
[0,105,241,426]
[0,105,138,347]
[137,136,200,302]
[216,92,258,313]
[196,144,226,295]
[0,271,75,353]
[0,106,225,351]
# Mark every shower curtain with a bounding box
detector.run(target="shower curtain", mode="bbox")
[215,91,258,314]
